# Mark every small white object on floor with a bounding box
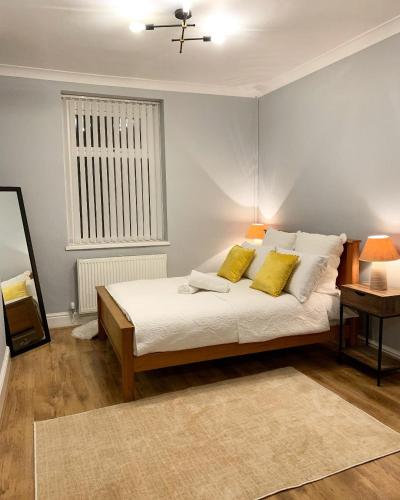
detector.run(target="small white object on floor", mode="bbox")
[188,270,230,293]
[177,283,199,294]
[71,319,98,340]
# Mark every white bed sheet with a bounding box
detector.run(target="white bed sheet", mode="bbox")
[107,277,238,356]
[316,292,358,325]
[106,275,338,356]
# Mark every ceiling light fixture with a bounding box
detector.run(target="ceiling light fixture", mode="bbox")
[203,12,240,46]
[211,33,226,45]
[182,1,192,14]
[129,21,146,33]
[134,7,212,54]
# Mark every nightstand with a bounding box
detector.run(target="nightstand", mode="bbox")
[5,296,45,351]
[339,284,400,385]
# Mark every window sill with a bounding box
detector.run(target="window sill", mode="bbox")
[65,241,171,251]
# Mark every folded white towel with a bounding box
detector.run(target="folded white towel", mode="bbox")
[188,270,230,293]
[177,283,199,294]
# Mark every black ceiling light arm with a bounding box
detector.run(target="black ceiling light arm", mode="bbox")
[172,37,211,42]
[144,8,211,53]
[172,35,212,53]
[145,23,195,30]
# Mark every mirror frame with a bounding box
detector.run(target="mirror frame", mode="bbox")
[0,187,51,356]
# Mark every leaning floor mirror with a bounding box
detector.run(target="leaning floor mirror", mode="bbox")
[0,187,50,355]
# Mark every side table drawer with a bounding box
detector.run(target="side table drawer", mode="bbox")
[341,287,400,316]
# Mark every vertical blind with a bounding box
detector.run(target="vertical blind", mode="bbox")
[63,95,165,246]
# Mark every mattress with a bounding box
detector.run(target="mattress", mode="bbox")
[106,276,340,356]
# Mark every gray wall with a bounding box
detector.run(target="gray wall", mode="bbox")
[259,32,400,351]
[0,191,31,281]
[0,77,258,313]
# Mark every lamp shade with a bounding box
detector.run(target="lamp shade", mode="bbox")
[246,223,267,240]
[359,235,400,262]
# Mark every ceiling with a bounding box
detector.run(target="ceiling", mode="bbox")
[1,0,400,97]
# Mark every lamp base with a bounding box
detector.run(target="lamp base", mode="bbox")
[369,262,387,291]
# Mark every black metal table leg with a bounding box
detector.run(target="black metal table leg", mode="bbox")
[365,313,369,345]
[377,317,383,386]
[338,303,344,362]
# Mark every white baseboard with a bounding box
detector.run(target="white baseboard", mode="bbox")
[47,312,97,329]
[0,346,11,425]
[358,335,400,360]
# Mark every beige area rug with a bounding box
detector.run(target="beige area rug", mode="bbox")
[34,367,400,500]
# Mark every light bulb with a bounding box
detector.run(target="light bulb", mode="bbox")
[212,33,226,44]
[129,21,146,33]
[182,1,191,14]
[204,12,241,45]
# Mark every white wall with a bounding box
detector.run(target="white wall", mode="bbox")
[259,32,400,352]
[6,31,399,355]
[0,77,258,313]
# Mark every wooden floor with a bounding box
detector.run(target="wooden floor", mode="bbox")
[1,329,400,499]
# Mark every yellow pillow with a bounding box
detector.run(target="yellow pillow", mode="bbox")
[218,245,256,283]
[2,280,28,302]
[251,251,299,297]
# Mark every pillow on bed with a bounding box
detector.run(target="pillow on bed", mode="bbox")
[1,271,30,288]
[294,232,347,296]
[26,278,38,300]
[218,245,255,283]
[2,280,28,302]
[262,228,297,250]
[251,251,299,297]
[241,242,275,280]
[277,248,328,303]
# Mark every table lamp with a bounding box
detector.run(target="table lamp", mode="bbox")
[359,235,400,290]
[246,223,267,245]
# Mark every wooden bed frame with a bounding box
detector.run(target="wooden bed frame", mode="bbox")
[97,240,361,401]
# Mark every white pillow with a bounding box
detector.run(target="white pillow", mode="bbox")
[26,278,38,301]
[278,248,329,303]
[263,228,297,250]
[188,270,230,293]
[294,232,347,295]
[241,242,275,280]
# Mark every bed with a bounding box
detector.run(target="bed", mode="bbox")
[97,240,360,400]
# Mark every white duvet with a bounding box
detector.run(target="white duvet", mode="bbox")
[106,276,335,356]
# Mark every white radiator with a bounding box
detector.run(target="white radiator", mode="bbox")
[77,254,167,314]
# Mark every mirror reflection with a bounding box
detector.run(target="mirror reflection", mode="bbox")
[0,188,50,354]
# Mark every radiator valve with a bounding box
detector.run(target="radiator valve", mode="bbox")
[70,301,77,323]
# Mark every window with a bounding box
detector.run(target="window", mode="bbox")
[63,94,166,249]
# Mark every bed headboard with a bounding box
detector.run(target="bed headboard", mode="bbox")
[337,239,360,287]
